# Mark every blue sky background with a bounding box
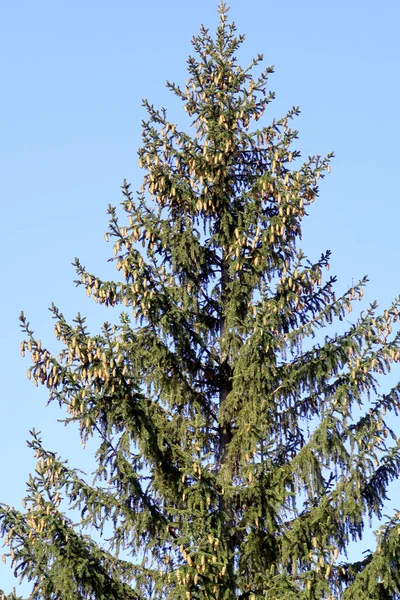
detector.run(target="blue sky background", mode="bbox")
[1,0,400,594]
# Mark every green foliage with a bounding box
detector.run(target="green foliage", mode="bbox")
[2,3,400,598]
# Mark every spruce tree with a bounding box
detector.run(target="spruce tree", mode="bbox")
[2,4,400,599]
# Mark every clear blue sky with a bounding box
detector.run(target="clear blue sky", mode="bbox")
[1,0,400,594]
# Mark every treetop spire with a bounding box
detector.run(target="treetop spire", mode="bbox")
[1,5,400,599]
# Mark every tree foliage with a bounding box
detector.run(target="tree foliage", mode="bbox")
[2,4,400,599]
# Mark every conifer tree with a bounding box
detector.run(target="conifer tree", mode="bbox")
[2,4,400,599]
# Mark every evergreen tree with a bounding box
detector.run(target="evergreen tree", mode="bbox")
[2,4,400,598]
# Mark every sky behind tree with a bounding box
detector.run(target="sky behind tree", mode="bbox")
[1,0,399,594]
